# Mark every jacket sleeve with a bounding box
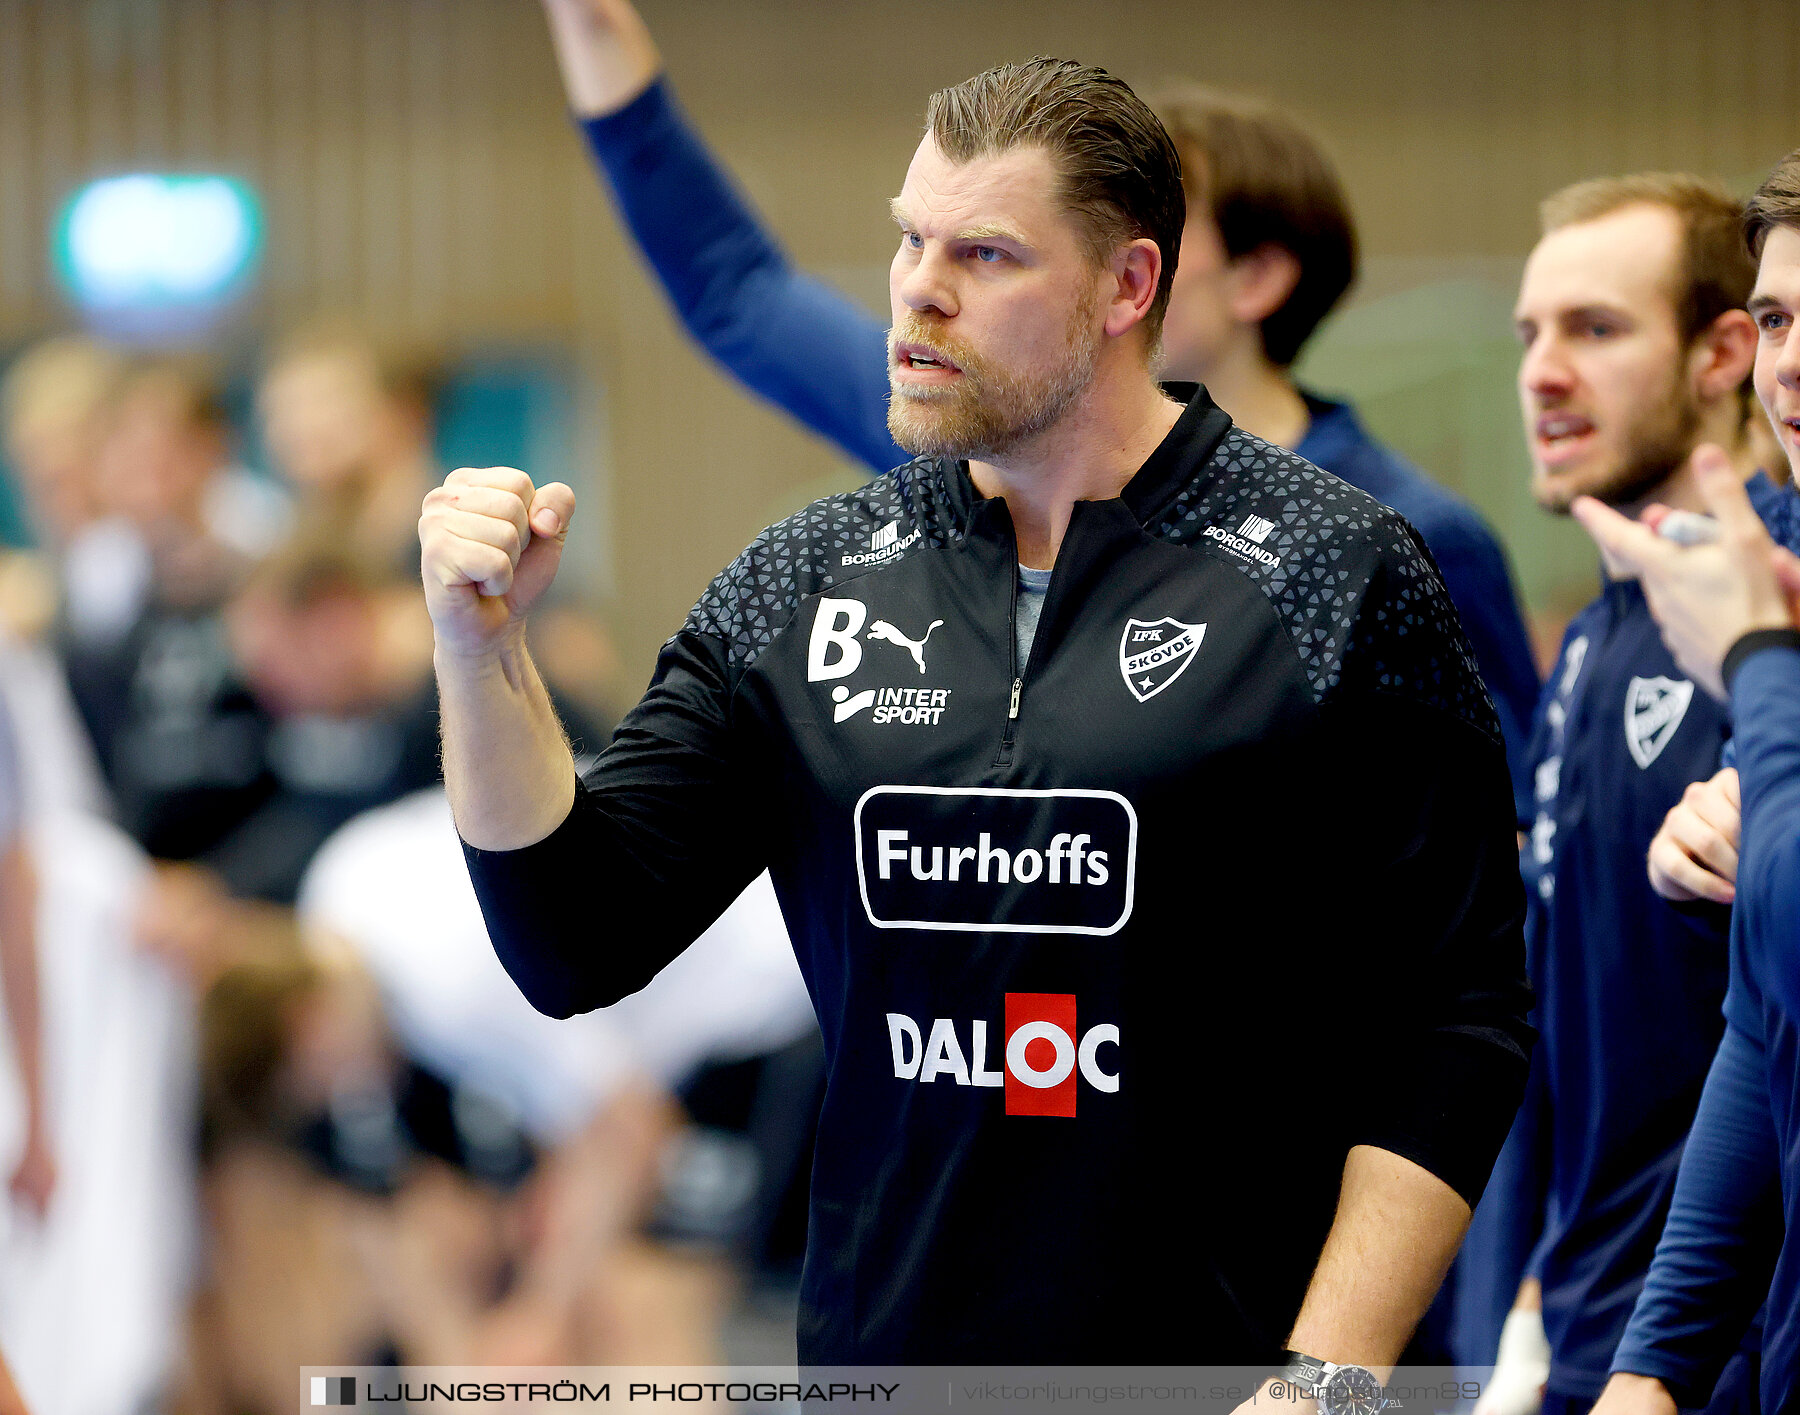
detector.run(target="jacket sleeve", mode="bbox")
[463,627,770,1018]
[1408,513,1543,826]
[1605,639,1800,1393]
[1608,1021,1778,1406]
[580,79,904,474]
[1326,534,1535,1207]
[1728,637,1800,1025]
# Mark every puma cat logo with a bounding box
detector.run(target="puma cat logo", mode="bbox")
[868,619,943,674]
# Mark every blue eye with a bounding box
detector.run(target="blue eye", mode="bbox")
[974,246,1003,263]
[1759,310,1792,333]
[903,232,923,250]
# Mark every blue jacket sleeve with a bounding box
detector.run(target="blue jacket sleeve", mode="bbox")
[1730,640,1800,957]
[1608,1022,1779,1405]
[1607,639,1800,1400]
[580,79,904,474]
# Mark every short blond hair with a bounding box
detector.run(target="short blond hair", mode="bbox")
[1,335,126,448]
[1540,173,1755,344]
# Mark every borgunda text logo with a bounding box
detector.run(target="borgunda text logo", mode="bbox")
[840,519,922,568]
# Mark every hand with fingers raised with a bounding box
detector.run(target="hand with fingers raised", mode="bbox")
[541,0,662,120]
[1572,444,1800,700]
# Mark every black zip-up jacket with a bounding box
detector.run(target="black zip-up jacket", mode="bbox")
[465,386,1533,1363]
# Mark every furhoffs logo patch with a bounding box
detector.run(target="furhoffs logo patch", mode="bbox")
[1119,618,1205,702]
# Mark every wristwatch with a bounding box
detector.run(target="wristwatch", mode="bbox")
[1281,1352,1388,1415]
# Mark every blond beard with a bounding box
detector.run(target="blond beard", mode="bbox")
[887,295,1102,461]
[1531,368,1705,514]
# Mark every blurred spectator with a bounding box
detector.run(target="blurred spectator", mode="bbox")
[173,773,821,1410]
[0,693,51,1221]
[0,336,140,648]
[258,325,439,577]
[59,359,285,856]
[67,570,266,866]
[297,789,820,1349]
[182,938,713,1413]
[92,357,288,595]
[0,808,195,1415]
[298,789,817,1134]
[0,628,110,824]
[202,524,612,907]
[0,337,121,550]
[206,534,443,904]
[257,324,625,726]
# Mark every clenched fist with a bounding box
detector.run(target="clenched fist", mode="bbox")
[419,467,575,659]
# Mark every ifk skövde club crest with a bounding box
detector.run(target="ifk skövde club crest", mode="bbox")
[1119,618,1206,703]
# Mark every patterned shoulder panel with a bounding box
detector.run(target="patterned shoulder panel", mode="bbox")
[1149,428,1499,741]
[682,457,961,670]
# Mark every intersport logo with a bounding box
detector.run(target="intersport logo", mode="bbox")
[855,785,1137,935]
[886,992,1119,1118]
[809,596,955,727]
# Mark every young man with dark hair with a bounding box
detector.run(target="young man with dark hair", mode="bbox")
[542,0,1541,817]
[1153,86,1355,375]
[427,57,1531,1374]
[1487,174,1765,1415]
[1569,147,1800,1415]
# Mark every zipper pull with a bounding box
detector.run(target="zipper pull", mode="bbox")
[1008,678,1022,719]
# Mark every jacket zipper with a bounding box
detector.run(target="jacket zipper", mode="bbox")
[994,539,1024,768]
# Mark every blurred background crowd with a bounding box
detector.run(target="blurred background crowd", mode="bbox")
[0,2,1798,1414]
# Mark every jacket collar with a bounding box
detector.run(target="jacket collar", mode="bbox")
[933,383,1235,532]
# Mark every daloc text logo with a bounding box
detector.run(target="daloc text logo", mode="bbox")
[887,992,1119,1117]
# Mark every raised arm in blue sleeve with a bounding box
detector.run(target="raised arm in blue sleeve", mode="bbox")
[581,79,904,473]
[1609,1022,1779,1405]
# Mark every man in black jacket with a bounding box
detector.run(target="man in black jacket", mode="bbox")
[423,58,1531,1378]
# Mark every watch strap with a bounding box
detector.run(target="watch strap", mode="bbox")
[1281,1352,1329,1391]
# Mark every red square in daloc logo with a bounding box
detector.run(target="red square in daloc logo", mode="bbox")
[1004,992,1078,1118]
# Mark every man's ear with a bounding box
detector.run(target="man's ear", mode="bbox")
[1227,243,1302,327]
[1691,307,1757,403]
[1103,237,1163,339]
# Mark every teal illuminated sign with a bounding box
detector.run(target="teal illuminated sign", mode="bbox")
[54,173,262,315]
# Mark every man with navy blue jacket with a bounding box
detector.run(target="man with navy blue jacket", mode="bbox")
[1570,149,1800,1415]
[541,0,1542,828]
[1486,175,1765,1415]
